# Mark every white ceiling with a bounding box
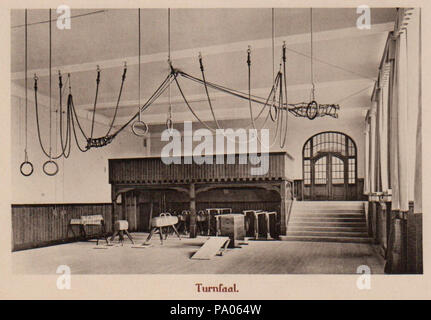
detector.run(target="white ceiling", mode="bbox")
[11,8,396,128]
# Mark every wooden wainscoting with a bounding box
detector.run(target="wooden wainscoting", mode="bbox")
[294,178,366,201]
[11,203,112,251]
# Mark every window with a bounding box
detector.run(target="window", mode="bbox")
[314,156,327,185]
[303,132,357,186]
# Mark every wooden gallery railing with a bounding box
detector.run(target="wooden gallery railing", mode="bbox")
[109,152,294,237]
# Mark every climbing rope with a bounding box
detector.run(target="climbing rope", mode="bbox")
[279,41,289,148]
[269,8,278,122]
[199,52,222,129]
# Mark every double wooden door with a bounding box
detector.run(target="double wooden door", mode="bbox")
[311,153,347,201]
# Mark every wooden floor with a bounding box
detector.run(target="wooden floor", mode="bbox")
[12,233,385,274]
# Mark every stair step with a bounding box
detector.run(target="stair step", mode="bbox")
[287,202,370,244]
[290,218,366,224]
[293,201,365,209]
[280,235,373,244]
[293,212,365,218]
[287,226,368,232]
[288,221,366,227]
[287,230,369,238]
[293,209,364,214]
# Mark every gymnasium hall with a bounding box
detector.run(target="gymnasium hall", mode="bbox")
[10,7,422,274]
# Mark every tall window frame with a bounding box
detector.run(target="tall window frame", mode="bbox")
[302,131,357,186]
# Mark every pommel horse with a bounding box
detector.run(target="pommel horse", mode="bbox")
[144,213,181,245]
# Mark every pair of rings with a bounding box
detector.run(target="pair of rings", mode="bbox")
[20,160,59,176]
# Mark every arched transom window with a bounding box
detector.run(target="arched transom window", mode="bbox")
[303,131,357,186]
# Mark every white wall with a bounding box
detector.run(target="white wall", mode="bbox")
[11,93,145,204]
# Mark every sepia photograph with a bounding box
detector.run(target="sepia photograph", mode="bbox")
[0,0,427,301]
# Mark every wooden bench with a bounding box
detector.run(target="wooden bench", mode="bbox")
[67,214,109,245]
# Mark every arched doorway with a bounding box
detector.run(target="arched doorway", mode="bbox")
[302,131,358,200]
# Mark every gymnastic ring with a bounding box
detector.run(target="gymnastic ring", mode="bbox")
[20,161,34,177]
[166,118,174,132]
[43,160,59,176]
[306,100,318,120]
[132,120,149,137]
[269,103,278,122]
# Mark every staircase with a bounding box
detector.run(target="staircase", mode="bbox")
[282,201,372,243]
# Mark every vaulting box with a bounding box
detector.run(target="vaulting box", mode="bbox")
[219,214,245,247]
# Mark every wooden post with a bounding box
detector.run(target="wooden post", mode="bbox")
[384,211,407,274]
[111,199,119,233]
[280,181,287,236]
[189,183,197,238]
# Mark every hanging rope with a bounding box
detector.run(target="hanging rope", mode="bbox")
[90,66,101,139]
[28,7,342,163]
[57,71,72,158]
[166,8,174,132]
[20,9,33,176]
[305,8,319,120]
[310,8,315,102]
[199,52,222,129]
[269,8,278,122]
[132,8,149,137]
[124,73,173,136]
[104,62,127,137]
[42,9,59,176]
[247,46,284,148]
[279,41,289,148]
[49,9,52,159]
[173,69,218,133]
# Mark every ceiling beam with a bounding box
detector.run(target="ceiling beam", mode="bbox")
[11,22,393,80]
